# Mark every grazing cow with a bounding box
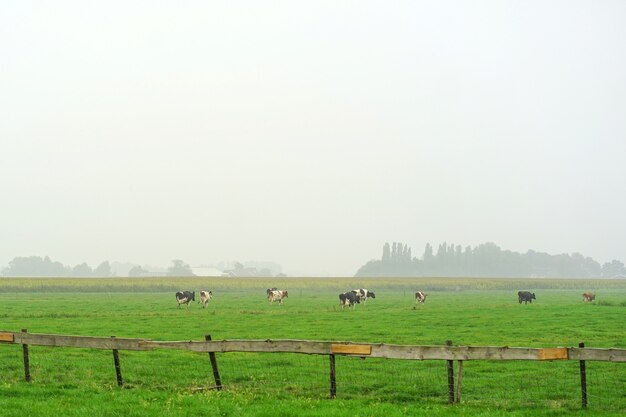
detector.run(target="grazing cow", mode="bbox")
[415,291,427,303]
[352,288,376,303]
[267,289,288,304]
[339,291,360,309]
[582,292,596,302]
[199,290,213,308]
[266,287,278,296]
[175,291,195,308]
[518,291,536,304]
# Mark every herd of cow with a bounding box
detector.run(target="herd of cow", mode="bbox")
[174,289,597,309]
[174,290,212,308]
[174,287,427,309]
[337,289,374,308]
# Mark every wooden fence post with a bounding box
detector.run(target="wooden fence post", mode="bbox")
[21,329,31,382]
[579,342,587,409]
[205,335,222,390]
[446,340,455,404]
[455,360,463,403]
[329,354,337,399]
[111,336,123,386]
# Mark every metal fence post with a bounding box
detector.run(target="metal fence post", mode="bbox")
[446,340,455,404]
[579,342,587,409]
[111,336,123,386]
[21,329,31,382]
[329,354,337,399]
[205,335,223,390]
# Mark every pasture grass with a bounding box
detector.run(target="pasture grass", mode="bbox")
[1,277,626,416]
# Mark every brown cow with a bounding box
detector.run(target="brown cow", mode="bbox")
[582,292,596,302]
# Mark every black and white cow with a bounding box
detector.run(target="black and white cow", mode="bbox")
[352,288,376,303]
[518,291,536,304]
[199,290,213,308]
[339,291,360,309]
[175,291,195,308]
[267,289,288,304]
[415,291,427,303]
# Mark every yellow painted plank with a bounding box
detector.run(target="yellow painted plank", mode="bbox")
[0,333,15,342]
[331,344,372,355]
[538,348,568,360]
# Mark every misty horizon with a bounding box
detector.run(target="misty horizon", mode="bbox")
[2,2,625,278]
[2,239,624,278]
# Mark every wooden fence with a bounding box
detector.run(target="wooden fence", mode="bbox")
[2,329,626,407]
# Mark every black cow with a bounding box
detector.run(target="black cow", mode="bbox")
[339,291,360,309]
[175,291,195,308]
[518,291,536,304]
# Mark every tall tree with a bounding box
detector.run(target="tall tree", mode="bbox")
[423,243,434,261]
[382,242,391,263]
[167,259,194,277]
[93,261,111,277]
[128,265,146,277]
[72,262,93,277]
[602,260,626,278]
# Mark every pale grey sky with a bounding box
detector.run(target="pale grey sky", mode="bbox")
[2,1,625,276]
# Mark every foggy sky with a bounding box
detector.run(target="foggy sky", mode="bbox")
[2,1,625,276]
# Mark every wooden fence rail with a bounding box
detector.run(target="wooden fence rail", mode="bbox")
[3,330,626,362]
[2,330,625,408]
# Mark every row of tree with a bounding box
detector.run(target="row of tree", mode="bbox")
[1,256,113,277]
[0,256,196,277]
[1,257,285,278]
[355,242,626,278]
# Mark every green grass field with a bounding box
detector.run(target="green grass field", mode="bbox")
[1,277,625,416]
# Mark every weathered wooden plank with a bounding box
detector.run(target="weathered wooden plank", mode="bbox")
[371,344,454,360]
[569,347,626,362]
[331,344,372,355]
[140,339,333,354]
[11,332,151,351]
[461,346,541,361]
[0,332,14,342]
[538,348,569,360]
[370,344,545,361]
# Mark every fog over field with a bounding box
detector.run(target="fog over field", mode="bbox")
[1,1,625,276]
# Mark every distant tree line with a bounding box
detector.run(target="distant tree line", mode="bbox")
[1,256,112,277]
[355,242,626,278]
[1,257,283,278]
[0,256,197,278]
